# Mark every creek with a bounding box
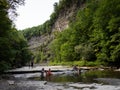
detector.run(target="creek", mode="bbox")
[0,66,120,90]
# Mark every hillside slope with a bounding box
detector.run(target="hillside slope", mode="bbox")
[23,0,86,63]
[22,0,120,67]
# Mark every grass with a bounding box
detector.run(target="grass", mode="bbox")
[49,60,105,67]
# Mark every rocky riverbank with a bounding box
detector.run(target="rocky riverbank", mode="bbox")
[0,66,120,90]
[0,79,120,90]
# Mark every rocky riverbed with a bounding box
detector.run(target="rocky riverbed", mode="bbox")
[1,79,120,90]
[0,66,120,90]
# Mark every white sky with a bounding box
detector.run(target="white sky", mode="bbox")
[14,0,59,30]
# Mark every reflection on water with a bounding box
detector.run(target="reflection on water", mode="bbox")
[1,70,120,90]
[29,70,120,85]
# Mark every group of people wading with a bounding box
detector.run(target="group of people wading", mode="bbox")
[41,68,52,81]
[29,60,81,80]
[29,61,52,81]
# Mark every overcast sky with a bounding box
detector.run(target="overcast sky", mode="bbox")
[14,0,59,30]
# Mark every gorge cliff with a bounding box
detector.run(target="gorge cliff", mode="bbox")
[22,0,86,63]
[22,0,120,67]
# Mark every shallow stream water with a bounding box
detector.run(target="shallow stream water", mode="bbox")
[29,70,120,85]
[1,67,120,90]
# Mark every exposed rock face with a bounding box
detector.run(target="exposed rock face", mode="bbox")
[28,1,84,55]
[52,3,79,32]
[28,34,51,52]
[28,7,78,52]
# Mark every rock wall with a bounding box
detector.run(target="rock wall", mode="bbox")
[52,3,79,32]
[28,1,85,53]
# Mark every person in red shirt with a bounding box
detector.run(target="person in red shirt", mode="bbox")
[46,68,52,81]
[46,68,52,76]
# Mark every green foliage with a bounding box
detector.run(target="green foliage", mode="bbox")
[50,0,120,67]
[22,20,52,40]
[21,0,87,65]
[21,0,85,40]
[34,51,46,63]
[20,0,120,67]
[0,0,32,72]
[0,0,12,36]
[75,44,96,61]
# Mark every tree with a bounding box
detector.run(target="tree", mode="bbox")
[0,0,32,72]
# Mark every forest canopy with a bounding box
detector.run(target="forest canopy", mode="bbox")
[0,0,32,72]
[50,0,120,67]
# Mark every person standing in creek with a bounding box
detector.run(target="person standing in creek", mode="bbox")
[41,68,45,80]
[45,68,52,81]
[29,60,34,68]
[31,60,34,68]
[73,65,80,75]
